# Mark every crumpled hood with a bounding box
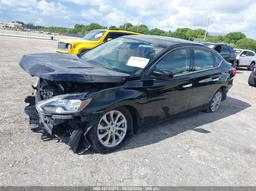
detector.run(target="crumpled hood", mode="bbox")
[19,53,129,83]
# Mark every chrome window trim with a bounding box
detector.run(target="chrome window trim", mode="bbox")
[148,45,222,78]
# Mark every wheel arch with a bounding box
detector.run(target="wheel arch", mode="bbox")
[220,86,227,101]
[121,105,142,135]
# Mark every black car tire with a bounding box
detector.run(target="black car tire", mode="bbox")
[88,107,133,154]
[233,60,239,69]
[205,89,223,113]
[248,62,255,71]
[248,73,256,87]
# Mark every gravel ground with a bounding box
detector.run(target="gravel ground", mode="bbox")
[0,36,256,186]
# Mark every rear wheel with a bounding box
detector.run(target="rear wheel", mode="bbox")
[206,90,223,113]
[88,107,132,153]
[233,60,239,69]
[248,62,255,71]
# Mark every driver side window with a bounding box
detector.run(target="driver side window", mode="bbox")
[155,48,191,76]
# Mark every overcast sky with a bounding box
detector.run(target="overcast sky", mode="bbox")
[0,0,255,39]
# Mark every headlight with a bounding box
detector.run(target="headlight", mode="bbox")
[36,94,91,114]
[67,44,72,50]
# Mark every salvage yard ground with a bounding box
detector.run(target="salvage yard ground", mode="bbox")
[0,35,256,186]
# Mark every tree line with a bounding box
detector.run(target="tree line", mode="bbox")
[21,21,256,51]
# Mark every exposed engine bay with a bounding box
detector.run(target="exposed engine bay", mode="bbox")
[38,78,112,100]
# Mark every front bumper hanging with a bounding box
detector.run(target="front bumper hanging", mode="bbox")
[24,96,92,154]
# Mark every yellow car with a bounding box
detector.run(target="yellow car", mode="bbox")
[56,29,140,55]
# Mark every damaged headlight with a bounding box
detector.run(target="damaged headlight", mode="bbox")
[36,94,91,114]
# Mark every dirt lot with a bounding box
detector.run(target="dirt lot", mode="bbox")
[0,36,256,186]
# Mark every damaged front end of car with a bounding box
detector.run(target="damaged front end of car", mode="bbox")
[24,79,95,154]
[20,53,128,154]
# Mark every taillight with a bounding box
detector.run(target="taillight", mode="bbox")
[231,67,236,77]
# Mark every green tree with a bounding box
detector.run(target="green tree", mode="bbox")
[137,24,149,34]
[171,28,194,40]
[86,23,105,31]
[192,29,206,39]
[149,28,166,36]
[120,23,134,31]
[224,32,246,44]
[206,35,224,43]
[236,38,256,51]
[109,25,118,29]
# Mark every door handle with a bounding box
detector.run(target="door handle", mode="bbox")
[212,77,220,81]
[182,83,193,88]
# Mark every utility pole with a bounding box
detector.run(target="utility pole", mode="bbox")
[204,17,210,41]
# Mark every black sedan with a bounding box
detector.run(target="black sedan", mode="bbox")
[203,42,236,65]
[20,35,236,154]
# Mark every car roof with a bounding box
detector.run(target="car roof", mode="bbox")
[123,35,199,47]
[203,42,227,46]
[107,29,141,34]
[241,49,255,52]
[90,29,140,35]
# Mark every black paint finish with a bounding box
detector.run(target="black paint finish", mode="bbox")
[20,36,234,153]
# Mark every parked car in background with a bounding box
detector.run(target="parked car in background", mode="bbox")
[56,29,140,56]
[235,48,243,54]
[20,35,235,154]
[248,66,256,87]
[234,49,256,70]
[203,42,236,65]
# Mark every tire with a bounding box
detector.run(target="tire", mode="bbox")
[233,60,239,69]
[206,90,223,113]
[88,107,133,153]
[248,62,255,71]
[248,73,256,87]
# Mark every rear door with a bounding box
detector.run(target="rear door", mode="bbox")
[189,47,223,108]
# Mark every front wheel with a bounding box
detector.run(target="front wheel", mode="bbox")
[88,107,132,153]
[206,90,223,113]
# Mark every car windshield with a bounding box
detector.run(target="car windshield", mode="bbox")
[83,30,106,41]
[80,37,166,74]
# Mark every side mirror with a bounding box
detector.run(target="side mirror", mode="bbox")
[151,69,173,80]
[241,53,246,57]
[107,38,112,42]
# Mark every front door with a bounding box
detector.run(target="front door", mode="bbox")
[139,47,196,124]
[240,51,254,66]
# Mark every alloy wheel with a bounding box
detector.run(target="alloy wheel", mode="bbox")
[97,110,127,148]
[210,91,222,112]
